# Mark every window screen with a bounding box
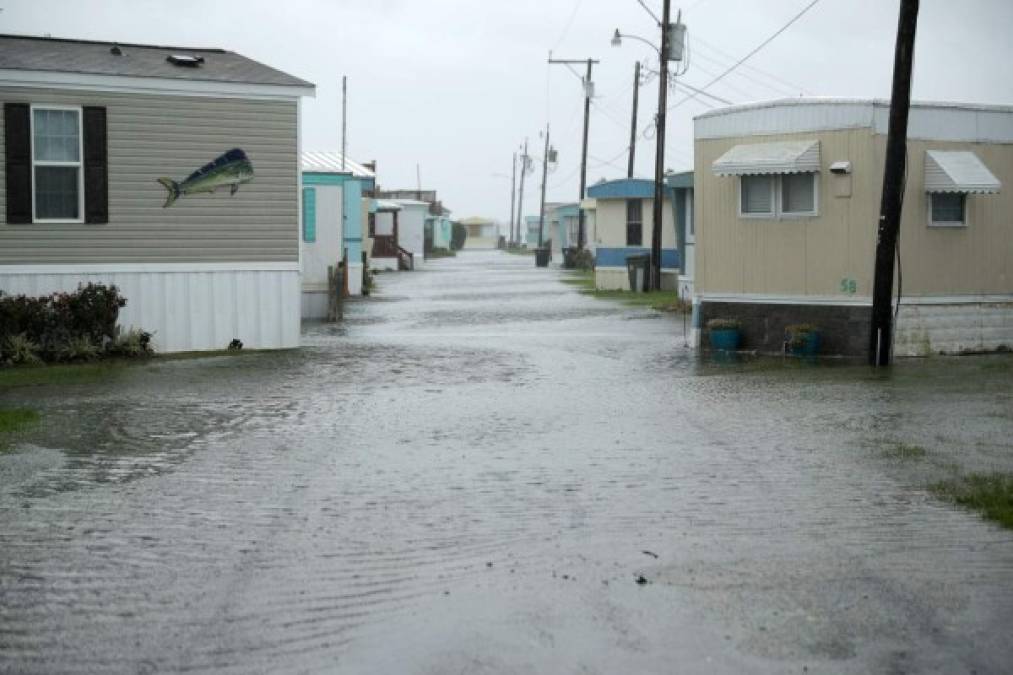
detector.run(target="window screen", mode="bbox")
[626,199,642,246]
[781,173,815,214]
[930,193,965,224]
[740,175,773,215]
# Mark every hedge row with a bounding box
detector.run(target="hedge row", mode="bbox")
[0,284,153,365]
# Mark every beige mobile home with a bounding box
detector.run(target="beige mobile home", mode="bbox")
[0,34,314,352]
[693,98,1011,357]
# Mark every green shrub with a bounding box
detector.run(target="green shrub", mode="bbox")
[0,284,125,359]
[108,328,154,358]
[707,318,741,331]
[450,222,468,251]
[572,248,594,270]
[2,334,42,366]
[0,284,156,366]
[56,335,100,363]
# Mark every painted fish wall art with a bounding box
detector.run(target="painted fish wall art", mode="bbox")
[157,148,254,207]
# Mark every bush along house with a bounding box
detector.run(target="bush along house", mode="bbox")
[585,178,682,291]
[0,34,314,352]
[300,151,375,315]
[692,98,1011,357]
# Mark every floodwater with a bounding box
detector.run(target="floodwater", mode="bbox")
[2,250,1012,674]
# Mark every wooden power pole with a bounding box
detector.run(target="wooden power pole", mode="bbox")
[509,151,517,246]
[516,139,528,247]
[548,56,599,251]
[537,125,551,247]
[628,60,640,178]
[649,0,672,291]
[869,0,920,366]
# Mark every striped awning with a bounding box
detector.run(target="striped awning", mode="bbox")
[374,199,402,211]
[924,150,1001,194]
[712,140,820,176]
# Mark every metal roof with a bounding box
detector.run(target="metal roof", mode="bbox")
[712,140,820,176]
[924,151,1001,194]
[300,151,374,178]
[666,171,694,189]
[587,178,668,200]
[0,33,313,89]
[375,199,402,211]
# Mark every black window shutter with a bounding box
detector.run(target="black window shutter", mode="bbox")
[4,102,32,224]
[83,106,108,224]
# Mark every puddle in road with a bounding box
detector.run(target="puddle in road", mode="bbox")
[1,251,1011,674]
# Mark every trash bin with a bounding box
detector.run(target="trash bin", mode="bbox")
[562,247,577,269]
[625,254,650,292]
[535,247,551,268]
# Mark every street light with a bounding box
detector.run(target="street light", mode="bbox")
[611,30,659,55]
[611,1,686,291]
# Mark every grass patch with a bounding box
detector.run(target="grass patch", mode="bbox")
[882,443,927,460]
[562,270,688,312]
[932,472,1013,529]
[0,362,127,388]
[428,248,457,259]
[502,246,536,256]
[0,408,40,452]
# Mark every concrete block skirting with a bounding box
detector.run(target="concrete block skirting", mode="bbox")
[698,298,1013,357]
[0,265,300,353]
[699,300,871,356]
[894,301,1013,356]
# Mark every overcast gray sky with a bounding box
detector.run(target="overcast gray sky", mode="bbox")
[4,0,1013,223]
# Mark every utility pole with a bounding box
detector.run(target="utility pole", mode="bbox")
[341,76,347,171]
[548,56,599,251]
[628,60,640,178]
[509,152,517,246]
[869,0,920,366]
[516,139,529,247]
[537,125,551,247]
[649,1,673,291]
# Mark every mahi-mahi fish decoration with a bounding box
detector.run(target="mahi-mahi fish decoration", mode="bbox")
[157,148,254,207]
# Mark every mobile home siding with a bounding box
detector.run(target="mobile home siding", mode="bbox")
[695,128,1013,299]
[695,128,880,298]
[0,86,298,264]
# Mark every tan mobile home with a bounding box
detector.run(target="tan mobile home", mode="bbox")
[693,98,1011,357]
[0,34,314,352]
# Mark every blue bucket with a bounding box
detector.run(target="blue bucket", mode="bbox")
[709,329,741,351]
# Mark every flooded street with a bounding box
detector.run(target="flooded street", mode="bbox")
[2,250,1012,674]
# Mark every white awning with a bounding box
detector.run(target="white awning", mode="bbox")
[924,150,1001,193]
[375,199,402,211]
[712,140,820,176]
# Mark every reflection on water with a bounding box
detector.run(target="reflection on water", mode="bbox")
[2,252,1012,674]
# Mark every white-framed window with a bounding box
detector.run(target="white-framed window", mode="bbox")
[781,172,817,216]
[739,175,775,217]
[738,172,818,219]
[928,192,967,227]
[31,105,84,223]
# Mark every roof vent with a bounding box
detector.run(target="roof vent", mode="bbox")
[110,44,123,56]
[167,54,204,67]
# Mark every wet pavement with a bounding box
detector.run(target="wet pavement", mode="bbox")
[2,250,1012,674]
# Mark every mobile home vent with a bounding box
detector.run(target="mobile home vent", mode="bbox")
[167,54,204,67]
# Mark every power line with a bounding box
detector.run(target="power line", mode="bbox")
[691,35,811,96]
[551,0,585,51]
[636,0,661,25]
[668,0,822,112]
